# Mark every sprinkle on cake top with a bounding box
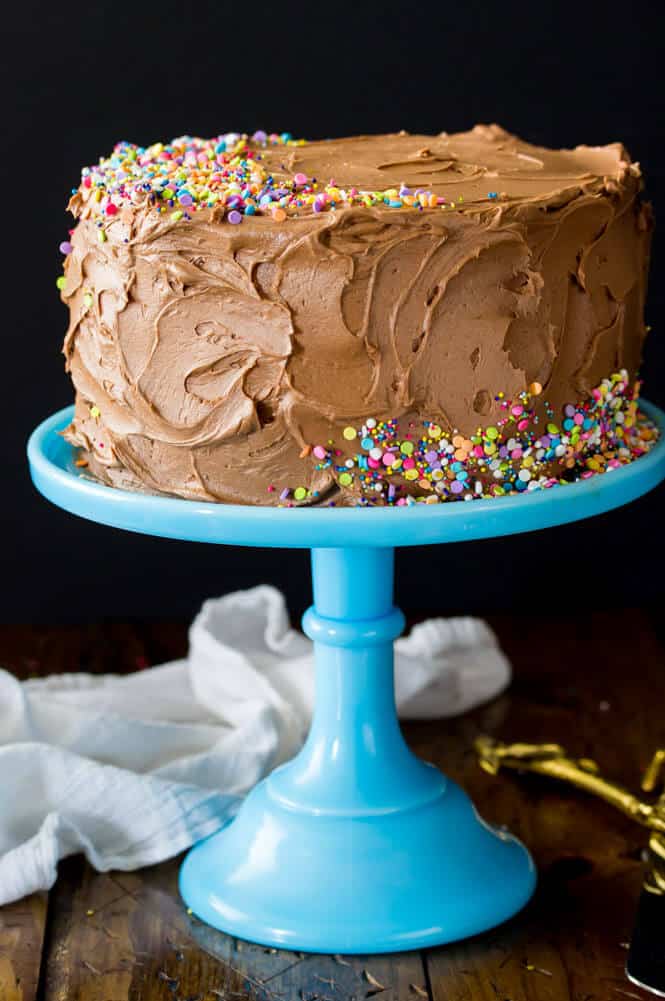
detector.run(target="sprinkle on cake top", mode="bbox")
[69,126,637,227]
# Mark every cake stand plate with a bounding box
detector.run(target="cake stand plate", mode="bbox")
[28,403,665,954]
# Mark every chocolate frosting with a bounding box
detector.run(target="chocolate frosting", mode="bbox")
[60,125,653,505]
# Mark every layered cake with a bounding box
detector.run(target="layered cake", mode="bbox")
[58,125,656,506]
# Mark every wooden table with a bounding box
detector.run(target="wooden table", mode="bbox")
[0,608,663,1001]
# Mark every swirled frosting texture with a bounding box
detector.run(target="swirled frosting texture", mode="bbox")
[60,125,653,505]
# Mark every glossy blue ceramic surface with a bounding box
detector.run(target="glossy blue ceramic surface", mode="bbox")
[28,404,665,952]
[27,403,665,550]
[180,547,536,952]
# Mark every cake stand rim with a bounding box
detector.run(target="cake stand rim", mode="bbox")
[27,401,665,549]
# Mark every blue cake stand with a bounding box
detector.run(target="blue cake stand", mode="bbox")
[28,402,665,955]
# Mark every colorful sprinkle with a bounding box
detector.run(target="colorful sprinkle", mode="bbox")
[279,370,658,507]
[69,132,499,229]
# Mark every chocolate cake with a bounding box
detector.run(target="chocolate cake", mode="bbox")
[58,125,655,506]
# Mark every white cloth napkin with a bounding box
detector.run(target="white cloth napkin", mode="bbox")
[0,586,510,906]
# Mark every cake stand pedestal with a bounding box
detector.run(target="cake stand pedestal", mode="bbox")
[28,403,665,954]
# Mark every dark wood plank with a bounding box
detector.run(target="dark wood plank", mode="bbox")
[0,894,48,1001]
[274,949,428,1001]
[418,607,664,1001]
[39,855,248,1001]
[0,623,151,682]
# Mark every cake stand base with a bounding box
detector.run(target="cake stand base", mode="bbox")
[179,777,534,954]
[179,548,535,953]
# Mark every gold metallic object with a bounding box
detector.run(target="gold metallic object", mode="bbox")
[475,737,665,895]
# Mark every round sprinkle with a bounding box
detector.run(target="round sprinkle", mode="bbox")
[342,426,357,440]
[400,441,414,455]
[369,447,383,460]
[71,133,508,229]
[312,445,327,459]
[228,210,242,225]
[529,382,543,396]
[339,472,353,487]
[56,276,66,291]
[294,486,307,501]
[366,418,377,429]
[59,241,73,255]
[486,426,499,440]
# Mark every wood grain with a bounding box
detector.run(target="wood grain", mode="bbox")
[419,607,664,1001]
[0,608,662,1000]
[0,894,48,1001]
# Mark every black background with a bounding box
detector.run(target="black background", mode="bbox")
[4,0,665,623]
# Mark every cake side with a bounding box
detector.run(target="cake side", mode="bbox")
[58,126,654,505]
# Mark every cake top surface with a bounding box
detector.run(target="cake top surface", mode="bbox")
[70,124,638,226]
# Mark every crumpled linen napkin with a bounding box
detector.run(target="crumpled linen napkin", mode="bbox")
[0,586,510,906]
